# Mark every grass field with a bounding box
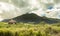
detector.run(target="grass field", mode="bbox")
[0,22,60,36]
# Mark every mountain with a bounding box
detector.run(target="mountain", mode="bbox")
[12,13,59,24]
[0,0,60,21]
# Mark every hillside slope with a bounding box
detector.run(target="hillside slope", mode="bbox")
[12,13,59,24]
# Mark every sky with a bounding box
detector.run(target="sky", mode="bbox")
[29,0,60,19]
[0,0,60,21]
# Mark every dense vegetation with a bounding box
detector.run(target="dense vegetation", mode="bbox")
[1,13,60,36]
[0,22,60,36]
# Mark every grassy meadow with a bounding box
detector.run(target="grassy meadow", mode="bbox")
[0,22,60,36]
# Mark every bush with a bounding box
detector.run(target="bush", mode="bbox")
[0,22,59,36]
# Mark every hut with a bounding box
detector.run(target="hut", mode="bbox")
[8,19,16,24]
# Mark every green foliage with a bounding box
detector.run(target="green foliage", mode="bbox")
[0,22,59,36]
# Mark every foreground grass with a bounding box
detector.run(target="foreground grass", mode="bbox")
[0,22,60,36]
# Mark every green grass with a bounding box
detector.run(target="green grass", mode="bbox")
[0,22,60,36]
